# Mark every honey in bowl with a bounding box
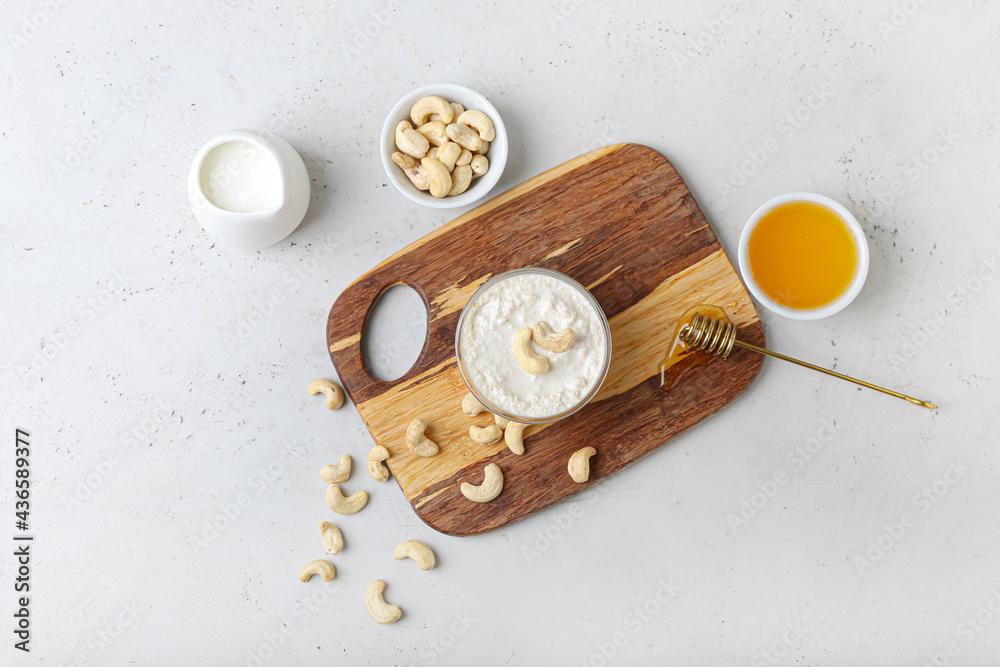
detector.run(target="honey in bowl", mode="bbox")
[747,201,857,310]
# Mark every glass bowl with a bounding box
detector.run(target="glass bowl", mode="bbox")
[455,267,612,425]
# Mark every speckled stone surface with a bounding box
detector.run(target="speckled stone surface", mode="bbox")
[2,1,999,664]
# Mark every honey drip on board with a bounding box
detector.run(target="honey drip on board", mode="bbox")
[659,304,732,392]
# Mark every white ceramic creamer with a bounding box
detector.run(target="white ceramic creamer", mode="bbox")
[188,129,310,249]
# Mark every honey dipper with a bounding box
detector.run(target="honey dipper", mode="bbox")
[669,306,936,409]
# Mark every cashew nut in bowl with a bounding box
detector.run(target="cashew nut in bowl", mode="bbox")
[456,148,473,166]
[448,165,473,196]
[448,102,465,119]
[425,146,439,160]
[494,414,510,429]
[469,424,502,446]
[391,151,417,170]
[436,142,461,172]
[299,559,336,583]
[460,463,504,503]
[325,484,368,514]
[513,328,550,374]
[474,140,489,156]
[368,445,390,482]
[395,120,429,159]
[504,422,526,455]
[320,455,352,484]
[365,580,402,625]
[457,110,496,142]
[445,122,483,152]
[532,321,576,353]
[308,379,345,411]
[568,447,597,483]
[403,164,430,191]
[462,392,487,416]
[405,419,440,457]
[393,540,436,571]
[470,154,489,177]
[421,157,453,199]
[411,95,454,125]
[416,120,448,147]
[318,521,344,555]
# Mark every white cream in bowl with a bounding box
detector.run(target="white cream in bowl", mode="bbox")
[456,268,611,423]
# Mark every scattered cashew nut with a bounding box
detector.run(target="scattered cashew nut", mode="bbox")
[365,579,402,624]
[568,447,597,483]
[494,414,510,429]
[460,463,504,503]
[405,419,439,457]
[325,484,368,515]
[470,154,489,177]
[470,424,502,445]
[513,327,550,374]
[532,321,576,353]
[411,95,454,125]
[445,122,484,152]
[320,455,352,484]
[368,445,390,482]
[318,521,344,555]
[393,540,436,571]
[308,378,344,411]
[395,120,429,159]
[299,559,336,583]
[448,164,473,196]
[504,421,526,455]
[457,110,496,142]
[462,392,487,416]
[421,157,453,198]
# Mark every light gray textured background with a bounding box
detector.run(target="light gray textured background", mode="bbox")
[2,1,999,665]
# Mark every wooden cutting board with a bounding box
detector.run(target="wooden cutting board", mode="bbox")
[326,144,764,536]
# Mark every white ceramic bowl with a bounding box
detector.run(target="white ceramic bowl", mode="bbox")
[738,192,870,320]
[381,83,507,209]
[454,268,612,425]
[188,129,310,250]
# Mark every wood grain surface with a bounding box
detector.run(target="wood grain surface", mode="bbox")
[326,144,765,536]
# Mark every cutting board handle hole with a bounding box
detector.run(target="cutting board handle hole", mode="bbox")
[361,284,428,382]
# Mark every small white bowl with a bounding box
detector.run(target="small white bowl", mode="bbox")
[738,192,869,320]
[381,83,507,209]
[188,129,310,250]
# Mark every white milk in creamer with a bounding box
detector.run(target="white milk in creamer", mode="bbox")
[199,141,282,213]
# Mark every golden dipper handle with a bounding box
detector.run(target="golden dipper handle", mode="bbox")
[679,313,936,410]
[732,339,936,409]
